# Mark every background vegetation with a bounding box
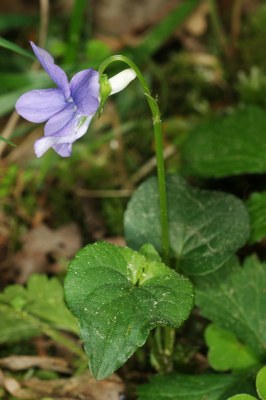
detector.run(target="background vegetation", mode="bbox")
[1,0,266,399]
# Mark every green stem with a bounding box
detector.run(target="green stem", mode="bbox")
[163,326,175,356]
[150,326,175,373]
[99,55,170,264]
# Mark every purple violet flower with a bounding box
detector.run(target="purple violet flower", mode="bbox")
[16,42,99,157]
[15,42,136,158]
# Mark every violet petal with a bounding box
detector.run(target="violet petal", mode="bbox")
[15,88,67,123]
[30,42,70,99]
[72,115,93,139]
[44,103,75,136]
[34,136,57,157]
[34,115,93,157]
[52,143,72,157]
[70,69,99,115]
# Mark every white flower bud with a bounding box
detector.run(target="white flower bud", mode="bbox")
[109,68,137,95]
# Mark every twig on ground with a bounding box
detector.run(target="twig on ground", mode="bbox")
[75,188,133,198]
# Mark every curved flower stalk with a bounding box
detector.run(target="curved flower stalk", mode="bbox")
[15,42,136,157]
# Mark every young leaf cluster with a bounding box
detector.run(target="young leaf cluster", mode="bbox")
[0,274,78,346]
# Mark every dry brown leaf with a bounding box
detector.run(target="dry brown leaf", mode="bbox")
[0,370,36,399]
[0,356,72,374]
[0,368,124,400]
[93,0,180,36]
[23,371,124,400]
[12,223,82,282]
[20,223,81,257]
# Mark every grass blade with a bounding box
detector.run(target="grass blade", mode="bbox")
[64,0,89,64]
[0,37,34,59]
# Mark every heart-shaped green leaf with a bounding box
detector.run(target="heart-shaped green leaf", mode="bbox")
[182,106,266,177]
[195,255,266,358]
[246,192,266,243]
[138,372,256,400]
[124,175,249,275]
[205,324,259,371]
[64,242,193,379]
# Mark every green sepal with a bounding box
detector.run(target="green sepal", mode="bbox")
[98,73,111,114]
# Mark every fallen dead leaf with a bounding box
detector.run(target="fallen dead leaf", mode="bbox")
[23,371,124,400]
[0,368,124,400]
[0,370,35,399]
[12,223,82,283]
[93,0,179,36]
[21,223,82,257]
[0,356,72,374]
